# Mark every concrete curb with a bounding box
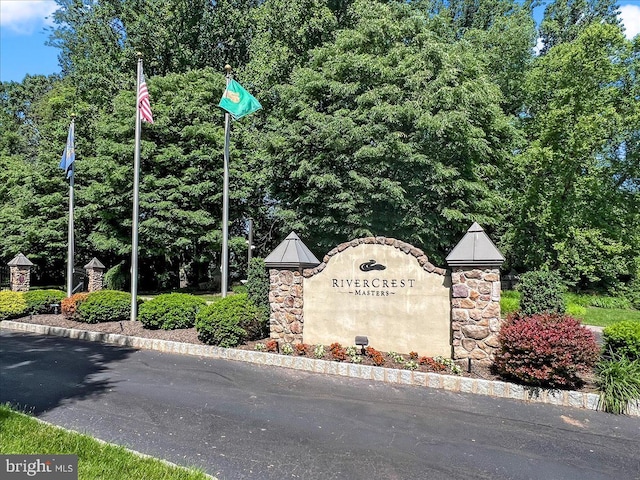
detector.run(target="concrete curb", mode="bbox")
[2,320,638,417]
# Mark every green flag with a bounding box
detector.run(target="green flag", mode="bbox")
[218,79,262,120]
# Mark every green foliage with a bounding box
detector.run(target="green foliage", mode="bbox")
[596,354,640,415]
[565,303,587,319]
[104,263,127,291]
[138,293,206,330]
[506,22,640,291]
[500,290,520,317]
[77,290,134,324]
[195,294,261,347]
[603,321,640,362]
[0,291,27,320]
[262,0,515,258]
[2,0,639,296]
[565,293,632,310]
[23,289,65,314]
[246,257,270,329]
[518,270,566,316]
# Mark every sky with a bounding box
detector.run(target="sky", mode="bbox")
[1,0,640,83]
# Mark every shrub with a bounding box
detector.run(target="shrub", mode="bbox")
[295,343,310,356]
[565,303,587,318]
[596,354,640,414]
[246,258,270,330]
[195,294,261,347]
[138,293,206,330]
[24,289,65,314]
[602,320,640,362]
[518,270,565,316]
[77,290,134,323]
[104,263,127,291]
[0,291,27,320]
[493,312,599,389]
[61,292,90,320]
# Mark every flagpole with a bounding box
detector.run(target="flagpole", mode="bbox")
[131,54,143,320]
[66,116,76,297]
[221,64,232,298]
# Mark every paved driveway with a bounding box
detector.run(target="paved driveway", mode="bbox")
[1,330,639,480]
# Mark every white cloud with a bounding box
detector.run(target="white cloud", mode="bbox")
[0,0,57,35]
[619,4,640,40]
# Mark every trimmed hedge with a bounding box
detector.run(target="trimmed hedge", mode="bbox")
[24,289,65,314]
[603,320,640,362]
[518,270,565,316]
[138,293,206,330]
[77,290,135,324]
[0,291,27,320]
[195,294,262,347]
[247,258,270,329]
[494,312,599,389]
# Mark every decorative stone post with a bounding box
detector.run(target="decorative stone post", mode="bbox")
[446,223,505,363]
[84,257,105,292]
[265,232,320,346]
[8,253,34,292]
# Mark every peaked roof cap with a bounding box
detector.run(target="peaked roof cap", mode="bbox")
[84,257,105,269]
[8,253,33,267]
[446,222,505,267]
[264,232,321,269]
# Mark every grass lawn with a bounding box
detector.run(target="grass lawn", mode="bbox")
[582,307,640,328]
[500,290,640,328]
[0,405,212,480]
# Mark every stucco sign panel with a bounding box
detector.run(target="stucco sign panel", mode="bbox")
[304,243,451,356]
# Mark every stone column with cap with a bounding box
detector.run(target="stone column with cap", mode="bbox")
[446,223,505,363]
[8,253,34,292]
[84,257,105,292]
[264,232,320,346]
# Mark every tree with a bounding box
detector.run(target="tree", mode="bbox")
[539,0,621,54]
[507,23,640,290]
[260,0,515,259]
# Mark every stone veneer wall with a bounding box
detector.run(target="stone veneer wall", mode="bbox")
[269,269,304,345]
[10,266,31,292]
[269,239,504,362]
[450,267,502,362]
[87,268,104,292]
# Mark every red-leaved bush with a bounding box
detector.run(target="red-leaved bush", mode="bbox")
[493,313,600,389]
[61,292,90,321]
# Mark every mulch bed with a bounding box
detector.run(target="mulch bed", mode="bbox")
[7,314,597,392]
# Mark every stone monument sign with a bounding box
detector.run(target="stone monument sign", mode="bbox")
[304,238,451,356]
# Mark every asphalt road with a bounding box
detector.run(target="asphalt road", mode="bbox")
[1,330,639,480]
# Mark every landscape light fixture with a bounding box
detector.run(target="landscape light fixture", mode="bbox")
[355,336,369,355]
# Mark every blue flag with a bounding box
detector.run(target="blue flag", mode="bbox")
[59,121,75,179]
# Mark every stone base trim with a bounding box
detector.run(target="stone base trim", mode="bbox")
[3,320,636,417]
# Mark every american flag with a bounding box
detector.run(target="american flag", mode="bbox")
[138,71,154,123]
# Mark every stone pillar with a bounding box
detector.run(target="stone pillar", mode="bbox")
[8,253,33,292]
[84,257,105,292]
[450,268,502,362]
[446,223,505,363]
[269,269,304,345]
